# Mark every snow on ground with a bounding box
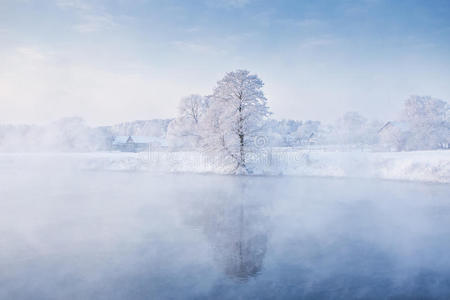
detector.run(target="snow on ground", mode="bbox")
[0,150,449,183]
[267,149,450,183]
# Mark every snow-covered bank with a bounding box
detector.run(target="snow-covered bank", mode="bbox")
[0,150,449,183]
[271,150,450,184]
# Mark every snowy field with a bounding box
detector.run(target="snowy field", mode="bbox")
[1,150,448,183]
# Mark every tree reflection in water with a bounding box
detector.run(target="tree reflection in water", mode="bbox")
[183,178,270,281]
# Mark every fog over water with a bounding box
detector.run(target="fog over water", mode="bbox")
[1,166,450,299]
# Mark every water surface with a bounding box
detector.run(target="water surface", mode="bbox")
[1,169,450,299]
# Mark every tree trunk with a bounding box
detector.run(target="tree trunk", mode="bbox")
[239,132,245,168]
[238,100,246,172]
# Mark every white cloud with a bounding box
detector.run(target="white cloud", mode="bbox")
[276,18,324,28]
[224,0,251,7]
[298,37,337,49]
[207,0,252,8]
[171,30,251,54]
[55,0,117,33]
[170,40,227,55]
[15,47,46,60]
[73,13,116,33]
[55,0,91,11]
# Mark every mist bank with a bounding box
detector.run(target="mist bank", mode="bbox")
[0,118,171,152]
[1,150,448,184]
[1,96,448,155]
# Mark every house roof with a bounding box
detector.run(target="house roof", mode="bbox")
[112,136,168,146]
[378,121,411,133]
[112,136,129,145]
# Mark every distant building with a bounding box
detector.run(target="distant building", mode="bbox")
[377,121,411,151]
[112,136,168,152]
[294,132,318,146]
[306,132,317,145]
[378,121,411,134]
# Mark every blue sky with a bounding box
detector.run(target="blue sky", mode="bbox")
[1,0,449,125]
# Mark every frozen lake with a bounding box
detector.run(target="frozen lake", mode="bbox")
[1,168,450,299]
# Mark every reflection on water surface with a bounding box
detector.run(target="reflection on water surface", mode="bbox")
[1,170,450,299]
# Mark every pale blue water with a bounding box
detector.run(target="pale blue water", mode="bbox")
[1,169,450,299]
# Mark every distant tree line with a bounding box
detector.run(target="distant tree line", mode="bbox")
[0,118,170,152]
[0,70,448,171]
[167,73,449,153]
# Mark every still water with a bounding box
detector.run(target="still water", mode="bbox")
[1,169,450,299]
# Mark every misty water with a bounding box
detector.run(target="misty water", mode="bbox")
[1,168,450,299]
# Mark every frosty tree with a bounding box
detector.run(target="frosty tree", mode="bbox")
[334,112,368,145]
[403,96,447,125]
[402,96,449,149]
[178,94,208,124]
[201,70,271,174]
[167,94,208,150]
